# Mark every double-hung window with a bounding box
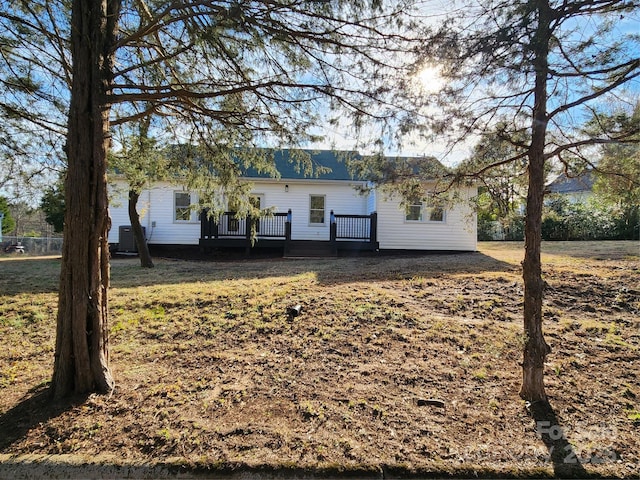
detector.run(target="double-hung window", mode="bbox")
[309,195,325,224]
[406,199,424,221]
[174,192,197,222]
[405,194,445,223]
[427,202,445,222]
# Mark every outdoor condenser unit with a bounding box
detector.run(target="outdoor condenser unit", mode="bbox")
[118,226,145,253]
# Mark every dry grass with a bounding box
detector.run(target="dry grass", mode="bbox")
[0,241,639,477]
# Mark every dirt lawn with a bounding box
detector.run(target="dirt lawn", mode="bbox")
[0,241,639,477]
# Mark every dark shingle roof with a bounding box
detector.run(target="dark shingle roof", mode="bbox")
[547,171,595,194]
[241,149,361,181]
[143,146,446,183]
[242,150,448,182]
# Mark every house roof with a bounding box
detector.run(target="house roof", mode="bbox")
[547,170,595,194]
[241,149,362,181]
[243,150,447,183]
[117,145,446,183]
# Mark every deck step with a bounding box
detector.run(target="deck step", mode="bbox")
[284,241,336,258]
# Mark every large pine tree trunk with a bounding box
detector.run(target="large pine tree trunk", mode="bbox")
[128,190,154,268]
[520,0,552,403]
[521,149,551,402]
[51,0,120,399]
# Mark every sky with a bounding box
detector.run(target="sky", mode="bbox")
[1,0,638,204]
[304,0,640,168]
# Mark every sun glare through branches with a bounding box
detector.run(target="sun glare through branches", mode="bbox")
[415,65,445,94]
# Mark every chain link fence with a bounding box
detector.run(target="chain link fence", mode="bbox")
[1,236,63,255]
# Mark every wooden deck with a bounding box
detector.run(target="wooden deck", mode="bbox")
[199,210,378,255]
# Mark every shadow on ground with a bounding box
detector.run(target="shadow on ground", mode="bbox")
[0,396,613,480]
[0,384,86,452]
[1,251,515,295]
[529,401,590,478]
[111,251,517,290]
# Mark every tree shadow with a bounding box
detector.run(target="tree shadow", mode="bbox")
[0,384,87,451]
[1,250,515,294]
[0,256,62,295]
[107,250,516,289]
[528,400,590,478]
[312,251,516,286]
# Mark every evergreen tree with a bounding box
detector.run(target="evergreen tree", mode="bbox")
[40,178,66,234]
[0,196,16,235]
[0,0,424,398]
[414,0,639,404]
[593,104,640,239]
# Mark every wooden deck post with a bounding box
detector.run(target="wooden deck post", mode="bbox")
[199,209,208,253]
[200,208,219,239]
[284,209,292,256]
[245,215,252,256]
[370,212,378,247]
[200,209,208,239]
[330,210,338,255]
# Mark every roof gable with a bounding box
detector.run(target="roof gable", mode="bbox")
[548,171,595,194]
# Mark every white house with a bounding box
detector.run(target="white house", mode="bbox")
[546,170,595,203]
[108,150,477,254]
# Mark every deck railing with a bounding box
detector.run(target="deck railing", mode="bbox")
[200,210,290,240]
[330,211,377,245]
[201,209,377,253]
[257,212,290,238]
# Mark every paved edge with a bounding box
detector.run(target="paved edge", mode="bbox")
[0,454,193,479]
[0,454,388,480]
[4,454,622,479]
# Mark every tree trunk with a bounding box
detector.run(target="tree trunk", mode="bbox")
[51,0,120,399]
[128,189,154,268]
[520,0,552,404]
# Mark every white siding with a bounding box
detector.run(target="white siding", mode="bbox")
[366,188,376,214]
[108,179,369,244]
[108,182,200,245]
[108,179,477,250]
[264,180,368,240]
[375,185,477,251]
[108,186,132,242]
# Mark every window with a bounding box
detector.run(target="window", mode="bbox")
[405,195,445,223]
[174,192,196,222]
[406,200,423,221]
[309,195,325,224]
[428,205,445,222]
[249,196,262,210]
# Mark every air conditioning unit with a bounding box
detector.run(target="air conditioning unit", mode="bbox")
[118,226,145,253]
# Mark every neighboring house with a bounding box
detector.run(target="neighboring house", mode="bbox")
[547,170,595,203]
[108,150,477,254]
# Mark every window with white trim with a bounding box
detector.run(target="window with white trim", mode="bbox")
[174,192,197,222]
[428,204,445,222]
[406,200,423,221]
[309,195,325,224]
[405,195,445,223]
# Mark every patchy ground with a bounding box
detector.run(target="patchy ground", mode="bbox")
[0,241,639,478]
